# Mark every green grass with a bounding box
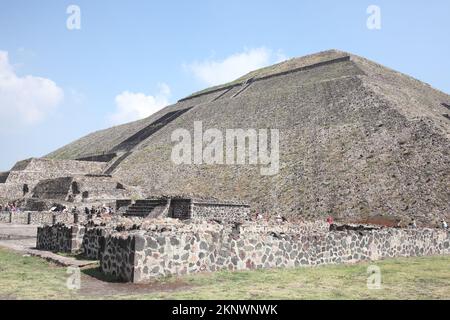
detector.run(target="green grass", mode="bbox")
[128,256,450,300]
[0,247,449,300]
[0,248,77,300]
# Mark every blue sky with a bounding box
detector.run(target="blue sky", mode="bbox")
[0,0,449,171]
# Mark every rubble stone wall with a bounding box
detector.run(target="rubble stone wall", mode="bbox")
[168,199,251,221]
[10,212,28,224]
[101,233,136,281]
[31,177,73,200]
[191,202,250,221]
[82,227,112,259]
[239,220,329,235]
[36,224,85,253]
[0,212,10,223]
[101,227,450,283]
[0,211,88,225]
[169,199,191,220]
[0,183,24,200]
[28,212,54,225]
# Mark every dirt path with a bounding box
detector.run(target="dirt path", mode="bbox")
[0,223,96,267]
[0,223,37,251]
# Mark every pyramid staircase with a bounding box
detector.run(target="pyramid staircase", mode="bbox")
[124,199,168,218]
[231,78,254,98]
[104,152,132,175]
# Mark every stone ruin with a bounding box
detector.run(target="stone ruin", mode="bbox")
[1,49,449,283]
[34,209,450,283]
[1,50,449,225]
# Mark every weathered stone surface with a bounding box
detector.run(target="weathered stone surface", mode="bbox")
[94,219,450,283]
[2,50,444,223]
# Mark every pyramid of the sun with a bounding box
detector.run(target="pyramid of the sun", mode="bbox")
[1,50,449,220]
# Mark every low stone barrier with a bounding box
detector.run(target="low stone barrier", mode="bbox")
[100,226,450,283]
[36,224,85,253]
[169,198,250,221]
[101,232,137,281]
[11,212,29,224]
[36,224,113,260]
[29,212,54,225]
[191,201,250,221]
[82,227,113,259]
[239,220,329,235]
[0,211,88,225]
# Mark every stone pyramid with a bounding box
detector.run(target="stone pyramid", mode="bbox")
[3,50,449,222]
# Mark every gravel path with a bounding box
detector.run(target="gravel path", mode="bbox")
[0,223,95,267]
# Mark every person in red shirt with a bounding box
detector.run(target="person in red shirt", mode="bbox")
[326,216,334,225]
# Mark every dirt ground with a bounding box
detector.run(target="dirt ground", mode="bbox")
[0,223,192,298]
[0,223,37,251]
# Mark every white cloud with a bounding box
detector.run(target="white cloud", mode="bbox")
[184,47,287,86]
[0,50,64,127]
[109,83,171,125]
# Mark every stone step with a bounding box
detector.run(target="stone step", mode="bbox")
[126,209,154,214]
[130,203,160,207]
[134,200,165,205]
[131,205,160,209]
[124,199,167,217]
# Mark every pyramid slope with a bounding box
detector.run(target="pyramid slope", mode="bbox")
[42,50,450,222]
[45,50,354,160]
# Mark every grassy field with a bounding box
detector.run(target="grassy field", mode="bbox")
[0,247,449,300]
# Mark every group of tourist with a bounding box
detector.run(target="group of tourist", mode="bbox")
[48,204,115,218]
[0,202,19,212]
[82,205,115,217]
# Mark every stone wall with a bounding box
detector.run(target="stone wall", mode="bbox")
[29,212,54,225]
[36,224,109,258]
[168,199,250,221]
[0,183,24,200]
[239,220,329,235]
[29,175,139,203]
[0,212,10,223]
[82,227,112,259]
[0,211,87,226]
[169,199,191,220]
[116,199,132,210]
[6,158,105,183]
[31,177,73,200]
[100,225,450,283]
[10,212,28,224]
[101,233,136,281]
[36,224,85,253]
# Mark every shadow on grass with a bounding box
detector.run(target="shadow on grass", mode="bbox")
[56,252,92,261]
[81,266,125,283]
